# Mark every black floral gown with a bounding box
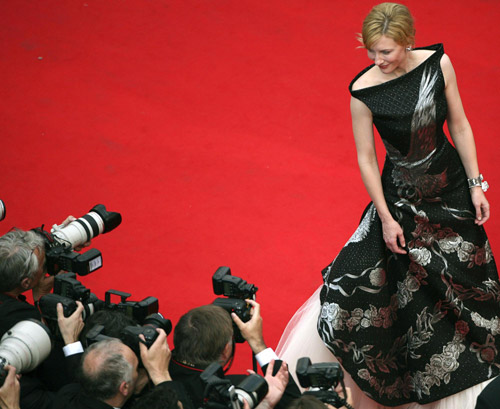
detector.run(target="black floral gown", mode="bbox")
[317,44,500,406]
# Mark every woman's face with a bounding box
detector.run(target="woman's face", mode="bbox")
[366,35,408,75]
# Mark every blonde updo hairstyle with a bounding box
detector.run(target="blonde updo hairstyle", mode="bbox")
[360,3,415,50]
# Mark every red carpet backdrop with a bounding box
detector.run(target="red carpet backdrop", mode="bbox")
[1,0,499,372]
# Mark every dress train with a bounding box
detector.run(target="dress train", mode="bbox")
[276,286,493,409]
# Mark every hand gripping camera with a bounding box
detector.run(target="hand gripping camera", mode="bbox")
[212,266,258,343]
[38,273,105,336]
[80,286,171,363]
[39,275,165,342]
[33,204,122,276]
[200,362,268,409]
[296,357,353,409]
[85,312,172,366]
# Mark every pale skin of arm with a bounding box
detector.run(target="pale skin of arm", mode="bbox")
[440,54,490,225]
[351,53,489,254]
[351,96,407,254]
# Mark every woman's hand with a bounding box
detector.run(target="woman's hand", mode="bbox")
[470,187,490,225]
[382,218,406,254]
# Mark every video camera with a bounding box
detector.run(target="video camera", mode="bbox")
[103,289,159,324]
[86,311,172,362]
[38,273,170,347]
[32,204,122,276]
[296,357,352,409]
[0,320,52,386]
[212,266,258,343]
[85,289,172,361]
[200,362,268,409]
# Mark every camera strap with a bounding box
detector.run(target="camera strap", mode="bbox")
[223,341,236,374]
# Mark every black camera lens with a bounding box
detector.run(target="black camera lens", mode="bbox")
[235,374,268,408]
[143,313,172,335]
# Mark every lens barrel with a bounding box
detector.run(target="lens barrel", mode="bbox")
[51,204,122,250]
[235,374,268,409]
[0,320,52,374]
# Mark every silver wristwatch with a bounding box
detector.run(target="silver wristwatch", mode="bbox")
[468,174,489,192]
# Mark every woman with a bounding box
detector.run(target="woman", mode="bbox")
[277,3,499,408]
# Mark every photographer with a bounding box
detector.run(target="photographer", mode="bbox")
[52,338,140,409]
[0,229,53,335]
[170,300,301,409]
[0,216,88,335]
[0,228,87,409]
[52,329,187,409]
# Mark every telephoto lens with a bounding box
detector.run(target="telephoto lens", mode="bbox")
[51,204,122,250]
[0,319,52,386]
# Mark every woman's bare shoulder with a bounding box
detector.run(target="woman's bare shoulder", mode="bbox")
[351,66,379,91]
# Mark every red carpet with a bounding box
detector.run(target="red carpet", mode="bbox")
[1,0,499,372]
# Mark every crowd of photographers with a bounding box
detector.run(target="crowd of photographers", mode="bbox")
[0,205,353,409]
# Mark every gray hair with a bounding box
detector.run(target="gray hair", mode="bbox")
[0,229,45,292]
[79,338,135,401]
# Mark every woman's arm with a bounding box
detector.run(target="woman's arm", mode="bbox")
[441,54,490,225]
[350,96,406,254]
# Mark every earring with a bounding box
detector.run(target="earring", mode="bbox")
[406,46,412,51]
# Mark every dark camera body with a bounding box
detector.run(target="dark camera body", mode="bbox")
[39,273,104,336]
[54,273,92,300]
[302,390,346,407]
[212,298,251,343]
[38,274,169,348]
[212,267,258,343]
[120,312,172,358]
[46,246,102,277]
[296,357,343,389]
[104,289,159,324]
[39,273,103,316]
[39,293,102,322]
[200,362,268,409]
[296,358,348,409]
[85,312,172,366]
[213,267,257,300]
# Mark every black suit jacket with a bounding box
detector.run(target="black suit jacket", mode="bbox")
[169,356,301,409]
[51,384,115,409]
[52,381,189,409]
[1,294,52,409]
[0,293,41,337]
[475,376,500,409]
[0,293,83,409]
